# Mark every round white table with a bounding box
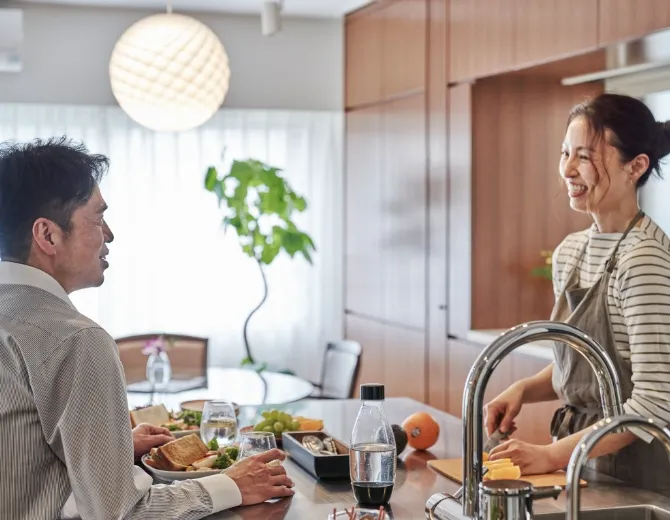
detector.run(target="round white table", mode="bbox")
[126,367,314,410]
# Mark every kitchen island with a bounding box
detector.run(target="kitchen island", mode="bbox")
[205,398,670,519]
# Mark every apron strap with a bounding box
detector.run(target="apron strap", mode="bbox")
[605,210,645,273]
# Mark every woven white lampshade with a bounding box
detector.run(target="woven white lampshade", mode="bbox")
[109,13,230,132]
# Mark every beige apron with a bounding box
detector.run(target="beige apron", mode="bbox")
[550,210,670,496]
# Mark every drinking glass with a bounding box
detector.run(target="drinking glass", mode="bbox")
[200,400,238,447]
[238,431,277,459]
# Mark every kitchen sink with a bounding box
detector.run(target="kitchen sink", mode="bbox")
[537,505,670,520]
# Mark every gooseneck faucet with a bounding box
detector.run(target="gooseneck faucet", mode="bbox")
[461,321,625,518]
[566,415,670,520]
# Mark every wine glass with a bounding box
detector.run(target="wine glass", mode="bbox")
[200,400,238,448]
[238,431,277,460]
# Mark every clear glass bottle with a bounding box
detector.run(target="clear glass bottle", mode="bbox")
[349,384,397,506]
[146,351,172,390]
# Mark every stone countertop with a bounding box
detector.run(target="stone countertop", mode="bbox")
[198,397,670,519]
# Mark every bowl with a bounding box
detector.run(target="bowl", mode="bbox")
[179,399,240,416]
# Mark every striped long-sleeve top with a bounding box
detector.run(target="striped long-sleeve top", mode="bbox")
[552,214,670,434]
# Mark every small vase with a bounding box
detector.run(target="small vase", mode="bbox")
[146,351,171,391]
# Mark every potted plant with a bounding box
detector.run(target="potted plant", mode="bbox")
[204,158,316,372]
[531,249,554,281]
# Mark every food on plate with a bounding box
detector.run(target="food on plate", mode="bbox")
[144,433,239,472]
[391,424,408,455]
[251,410,323,436]
[129,404,202,432]
[401,412,440,451]
[162,410,202,432]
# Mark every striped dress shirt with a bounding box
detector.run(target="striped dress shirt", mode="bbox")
[0,261,241,520]
[553,215,670,440]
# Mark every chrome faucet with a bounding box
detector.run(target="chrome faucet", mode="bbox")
[566,415,670,520]
[426,320,625,520]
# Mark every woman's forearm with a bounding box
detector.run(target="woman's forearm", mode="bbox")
[519,363,558,404]
[547,428,638,470]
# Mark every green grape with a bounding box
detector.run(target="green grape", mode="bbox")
[273,421,284,433]
[255,419,273,430]
[261,411,271,420]
[278,412,292,425]
[268,410,279,420]
[290,420,300,431]
[253,423,264,432]
[263,425,274,433]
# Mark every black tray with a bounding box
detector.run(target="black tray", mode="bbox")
[282,431,350,480]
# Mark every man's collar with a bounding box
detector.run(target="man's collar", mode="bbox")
[0,261,76,309]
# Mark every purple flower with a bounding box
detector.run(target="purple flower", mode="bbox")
[141,336,167,356]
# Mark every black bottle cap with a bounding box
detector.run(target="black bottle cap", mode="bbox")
[360,384,385,401]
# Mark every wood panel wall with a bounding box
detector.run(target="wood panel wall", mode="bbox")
[470,61,602,330]
[345,0,430,404]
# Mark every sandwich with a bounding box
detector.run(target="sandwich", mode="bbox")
[145,433,209,471]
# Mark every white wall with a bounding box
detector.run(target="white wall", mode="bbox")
[0,3,344,110]
[641,91,670,235]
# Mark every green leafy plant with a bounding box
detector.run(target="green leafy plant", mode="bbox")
[204,158,316,368]
[531,249,554,281]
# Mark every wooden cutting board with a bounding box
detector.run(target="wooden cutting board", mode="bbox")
[427,458,587,488]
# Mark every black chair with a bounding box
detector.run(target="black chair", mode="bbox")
[310,340,362,399]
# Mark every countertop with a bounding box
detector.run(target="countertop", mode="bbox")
[466,329,555,361]
[196,398,670,519]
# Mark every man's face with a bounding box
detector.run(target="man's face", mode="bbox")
[55,186,114,293]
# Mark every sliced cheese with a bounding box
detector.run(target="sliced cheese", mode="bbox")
[485,465,521,481]
[484,458,512,467]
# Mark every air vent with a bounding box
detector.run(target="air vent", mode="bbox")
[0,8,22,73]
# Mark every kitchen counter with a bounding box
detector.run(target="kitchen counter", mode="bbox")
[466,329,555,361]
[202,398,670,519]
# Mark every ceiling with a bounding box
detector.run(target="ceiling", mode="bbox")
[16,0,372,18]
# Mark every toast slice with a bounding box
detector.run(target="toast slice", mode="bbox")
[130,404,171,428]
[151,433,209,471]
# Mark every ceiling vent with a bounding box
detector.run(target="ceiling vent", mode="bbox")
[0,8,22,73]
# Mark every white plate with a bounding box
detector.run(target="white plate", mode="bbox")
[171,429,201,439]
[141,454,221,481]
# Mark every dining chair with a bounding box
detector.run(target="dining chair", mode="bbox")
[115,333,209,391]
[310,340,362,399]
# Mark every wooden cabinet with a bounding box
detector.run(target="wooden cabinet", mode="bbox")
[346,0,427,108]
[382,94,427,329]
[345,106,384,318]
[449,0,516,83]
[347,314,426,403]
[382,0,427,98]
[345,8,383,108]
[599,0,670,46]
[515,0,598,68]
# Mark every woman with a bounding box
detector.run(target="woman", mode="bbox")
[486,92,670,495]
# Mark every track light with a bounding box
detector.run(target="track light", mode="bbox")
[261,1,282,37]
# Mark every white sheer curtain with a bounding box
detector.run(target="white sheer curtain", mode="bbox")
[0,103,344,380]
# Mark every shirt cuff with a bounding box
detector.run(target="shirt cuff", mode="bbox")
[197,473,243,512]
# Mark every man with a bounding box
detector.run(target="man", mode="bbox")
[0,137,294,520]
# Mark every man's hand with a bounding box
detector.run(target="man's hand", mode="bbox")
[225,449,295,505]
[132,423,175,460]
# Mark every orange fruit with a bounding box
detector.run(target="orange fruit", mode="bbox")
[402,412,440,451]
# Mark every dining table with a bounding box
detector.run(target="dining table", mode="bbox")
[126,367,314,410]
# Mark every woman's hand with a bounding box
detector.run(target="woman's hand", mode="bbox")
[484,382,525,436]
[488,439,559,475]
